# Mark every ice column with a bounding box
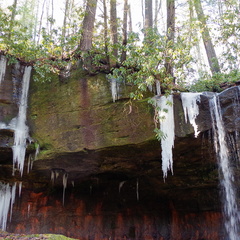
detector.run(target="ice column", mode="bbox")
[181,93,202,138]
[62,173,68,206]
[156,95,175,179]
[0,182,17,231]
[0,55,7,84]
[110,77,120,102]
[12,66,32,175]
[210,95,240,240]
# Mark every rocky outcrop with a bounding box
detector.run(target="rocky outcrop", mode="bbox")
[1,59,240,239]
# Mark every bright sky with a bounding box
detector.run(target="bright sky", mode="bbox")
[0,0,165,32]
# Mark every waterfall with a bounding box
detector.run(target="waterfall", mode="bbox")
[0,55,7,84]
[181,93,202,138]
[0,182,17,231]
[12,66,32,176]
[156,95,175,179]
[209,94,240,240]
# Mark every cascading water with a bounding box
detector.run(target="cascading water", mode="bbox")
[209,94,240,240]
[155,95,175,179]
[12,66,32,176]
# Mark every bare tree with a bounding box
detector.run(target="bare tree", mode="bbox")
[110,0,118,65]
[144,0,153,31]
[78,0,98,52]
[193,0,220,73]
[8,0,18,40]
[154,0,162,28]
[37,0,47,44]
[128,4,132,32]
[165,0,175,79]
[62,0,70,47]
[103,0,110,67]
[120,0,128,62]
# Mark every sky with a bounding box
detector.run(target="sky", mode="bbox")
[0,0,166,32]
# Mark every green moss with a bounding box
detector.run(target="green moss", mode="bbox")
[45,234,77,240]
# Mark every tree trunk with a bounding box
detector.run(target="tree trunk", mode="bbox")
[154,0,162,28]
[165,0,175,79]
[62,0,70,48]
[8,0,18,40]
[128,4,132,32]
[110,0,118,65]
[37,0,47,44]
[120,0,128,63]
[78,0,98,52]
[103,0,110,67]
[194,0,220,73]
[144,0,153,32]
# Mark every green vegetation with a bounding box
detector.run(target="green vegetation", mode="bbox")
[189,70,240,93]
[0,0,239,96]
[45,234,77,240]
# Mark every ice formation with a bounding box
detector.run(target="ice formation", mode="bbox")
[12,66,32,175]
[0,55,7,84]
[110,77,120,102]
[156,95,175,179]
[0,182,17,231]
[136,179,139,201]
[181,93,202,138]
[119,181,126,193]
[62,173,68,205]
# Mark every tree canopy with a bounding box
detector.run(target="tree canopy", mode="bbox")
[0,0,239,93]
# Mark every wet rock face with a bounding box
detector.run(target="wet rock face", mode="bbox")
[9,177,223,240]
[1,61,240,239]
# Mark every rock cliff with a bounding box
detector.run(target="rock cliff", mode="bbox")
[1,59,240,239]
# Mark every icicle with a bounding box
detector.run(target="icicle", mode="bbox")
[110,77,120,102]
[62,173,68,205]
[0,55,7,85]
[210,95,240,240]
[136,179,139,201]
[34,143,40,160]
[12,66,32,176]
[27,203,31,218]
[27,155,32,174]
[62,62,71,78]
[0,182,17,231]
[51,170,55,183]
[181,93,202,138]
[119,181,125,193]
[156,95,175,179]
[71,181,74,187]
[156,80,161,95]
[18,182,22,197]
[10,183,16,221]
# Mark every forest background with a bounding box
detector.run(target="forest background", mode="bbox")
[0,0,239,97]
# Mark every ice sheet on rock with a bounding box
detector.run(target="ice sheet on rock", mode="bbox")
[12,66,32,176]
